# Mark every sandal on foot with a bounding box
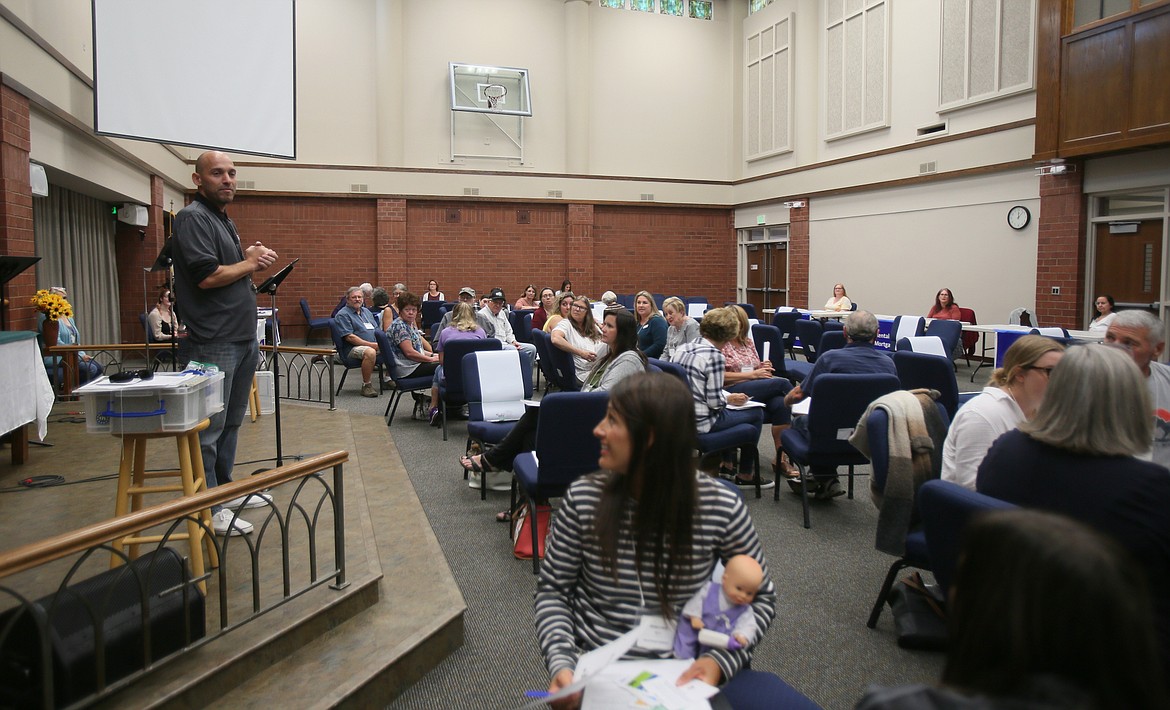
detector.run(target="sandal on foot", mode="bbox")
[460,454,494,474]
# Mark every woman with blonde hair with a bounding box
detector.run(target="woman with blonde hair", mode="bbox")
[552,294,606,386]
[941,335,1064,489]
[721,306,795,484]
[633,290,668,359]
[661,296,699,361]
[824,283,852,312]
[543,291,575,334]
[977,344,1170,682]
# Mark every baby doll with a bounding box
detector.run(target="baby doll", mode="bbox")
[673,554,764,659]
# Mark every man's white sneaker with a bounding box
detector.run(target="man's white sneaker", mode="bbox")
[224,492,274,510]
[212,509,253,536]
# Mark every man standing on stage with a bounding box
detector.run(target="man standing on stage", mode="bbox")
[172,151,277,536]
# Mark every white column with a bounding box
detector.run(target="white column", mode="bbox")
[564,0,592,174]
[375,0,404,166]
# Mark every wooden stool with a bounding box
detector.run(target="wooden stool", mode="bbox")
[111,418,218,593]
[249,374,260,422]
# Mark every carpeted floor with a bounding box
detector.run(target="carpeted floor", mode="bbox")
[331,363,983,709]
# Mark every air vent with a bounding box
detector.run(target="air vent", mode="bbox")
[445,209,461,223]
[239,180,256,190]
[640,193,654,201]
[464,187,480,196]
[917,122,948,138]
[547,190,563,199]
[517,210,531,224]
[350,183,368,193]
[918,161,937,175]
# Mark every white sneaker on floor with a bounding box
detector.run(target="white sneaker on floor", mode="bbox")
[212,509,253,536]
[224,492,274,510]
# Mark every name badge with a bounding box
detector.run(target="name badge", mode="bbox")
[633,613,677,652]
[363,322,374,330]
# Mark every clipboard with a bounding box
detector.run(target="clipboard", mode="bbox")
[255,258,299,295]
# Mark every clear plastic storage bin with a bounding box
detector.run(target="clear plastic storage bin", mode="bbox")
[76,372,225,434]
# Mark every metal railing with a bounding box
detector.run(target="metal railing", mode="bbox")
[45,344,339,410]
[0,450,348,708]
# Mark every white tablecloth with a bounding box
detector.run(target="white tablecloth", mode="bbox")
[0,332,55,440]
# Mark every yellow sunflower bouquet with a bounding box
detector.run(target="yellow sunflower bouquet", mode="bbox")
[30,289,73,321]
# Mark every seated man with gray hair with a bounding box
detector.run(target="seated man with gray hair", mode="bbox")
[783,310,897,498]
[1105,309,1170,468]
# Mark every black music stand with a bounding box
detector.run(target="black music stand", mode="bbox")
[255,259,299,468]
[0,255,42,331]
[146,238,180,369]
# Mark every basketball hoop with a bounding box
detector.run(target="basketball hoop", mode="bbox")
[483,84,507,110]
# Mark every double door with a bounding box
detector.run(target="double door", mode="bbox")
[743,242,788,317]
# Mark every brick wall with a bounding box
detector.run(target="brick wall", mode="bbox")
[592,206,736,304]
[1035,170,1086,328]
[788,200,810,309]
[159,196,735,341]
[0,85,36,331]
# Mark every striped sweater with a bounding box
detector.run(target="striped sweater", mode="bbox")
[534,472,776,683]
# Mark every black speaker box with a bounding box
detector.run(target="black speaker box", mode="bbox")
[0,547,205,708]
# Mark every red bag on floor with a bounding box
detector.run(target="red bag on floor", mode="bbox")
[512,504,551,560]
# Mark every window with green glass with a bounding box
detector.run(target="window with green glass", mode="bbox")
[631,0,654,10]
[660,0,684,16]
[750,0,771,12]
[600,0,625,8]
[690,0,712,19]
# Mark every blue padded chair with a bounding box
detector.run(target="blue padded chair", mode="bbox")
[918,479,1017,594]
[617,294,635,309]
[794,319,823,363]
[890,315,926,344]
[778,373,902,528]
[770,310,801,358]
[509,310,530,344]
[647,357,687,383]
[717,669,823,710]
[373,329,434,427]
[648,357,764,497]
[865,403,951,628]
[329,318,385,396]
[534,329,580,392]
[735,303,759,320]
[850,302,858,311]
[822,319,845,333]
[530,328,561,392]
[652,293,667,309]
[896,336,949,358]
[1029,327,1074,347]
[420,300,445,332]
[437,338,503,441]
[751,323,812,383]
[818,329,846,354]
[893,351,960,420]
[924,319,962,360]
[300,298,333,345]
[513,391,609,573]
[463,349,533,500]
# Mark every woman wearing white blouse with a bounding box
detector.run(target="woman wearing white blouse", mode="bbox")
[824,283,852,312]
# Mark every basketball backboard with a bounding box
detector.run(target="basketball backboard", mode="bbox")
[449,62,532,117]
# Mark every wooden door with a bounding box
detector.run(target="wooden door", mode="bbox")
[744,243,789,315]
[1094,220,1163,312]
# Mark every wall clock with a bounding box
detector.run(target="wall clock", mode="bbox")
[1008,205,1030,230]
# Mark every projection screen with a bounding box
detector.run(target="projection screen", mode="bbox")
[92,0,296,159]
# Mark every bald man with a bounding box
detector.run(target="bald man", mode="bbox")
[172,151,278,537]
